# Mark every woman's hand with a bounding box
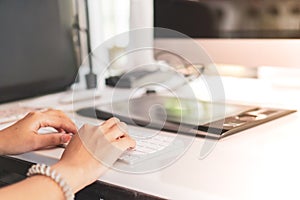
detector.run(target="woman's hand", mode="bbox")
[52,117,136,193]
[0,109,77,155]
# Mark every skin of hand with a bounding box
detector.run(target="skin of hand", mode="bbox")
[0,109,77,155]
[52,117,136,193]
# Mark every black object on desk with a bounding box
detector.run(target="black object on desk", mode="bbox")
[105,70,156,88]
[77,95,296,139]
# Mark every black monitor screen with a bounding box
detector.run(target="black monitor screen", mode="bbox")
[0,0,77,103]
[154,0,300,38]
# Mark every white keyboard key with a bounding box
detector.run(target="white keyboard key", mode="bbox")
[118,133,183,165]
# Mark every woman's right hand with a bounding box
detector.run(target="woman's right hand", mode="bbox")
[52,117,136,193]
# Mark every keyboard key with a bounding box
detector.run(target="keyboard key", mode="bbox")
[118,133,183,165]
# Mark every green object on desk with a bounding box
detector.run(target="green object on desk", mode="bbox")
[163,98,201,124]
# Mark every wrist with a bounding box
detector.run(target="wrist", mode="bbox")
[51,162,83,193]
[0,129,9,155]
[51,161,106,193]
[26,164,73,200]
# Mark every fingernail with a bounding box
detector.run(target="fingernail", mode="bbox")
[113,117,120,123]
[61,134,71,143]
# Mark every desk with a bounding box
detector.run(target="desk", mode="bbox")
[1,77,300,200]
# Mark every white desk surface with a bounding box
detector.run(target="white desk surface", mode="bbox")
[1,77,300,200]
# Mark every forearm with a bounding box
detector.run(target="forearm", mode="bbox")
[0,128,20,155]
[0,175,64,200]
[0,129,9,155]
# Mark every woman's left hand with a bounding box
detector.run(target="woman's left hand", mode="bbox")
[0,109,77,155]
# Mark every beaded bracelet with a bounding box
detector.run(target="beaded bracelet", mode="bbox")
[27,164,74,200]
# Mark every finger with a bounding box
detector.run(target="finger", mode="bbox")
[100,117,120,133]
[37,112,78,134]
[55,128,66,134]
[104,123,127,142]
[43,109,77,129]
[114,136,136,151]
[41,109,75,125]
[34,133,72,149]
[117,122,128,133]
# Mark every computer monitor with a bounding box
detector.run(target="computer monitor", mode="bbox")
[0,0,77,103]
[152,0,300,69]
